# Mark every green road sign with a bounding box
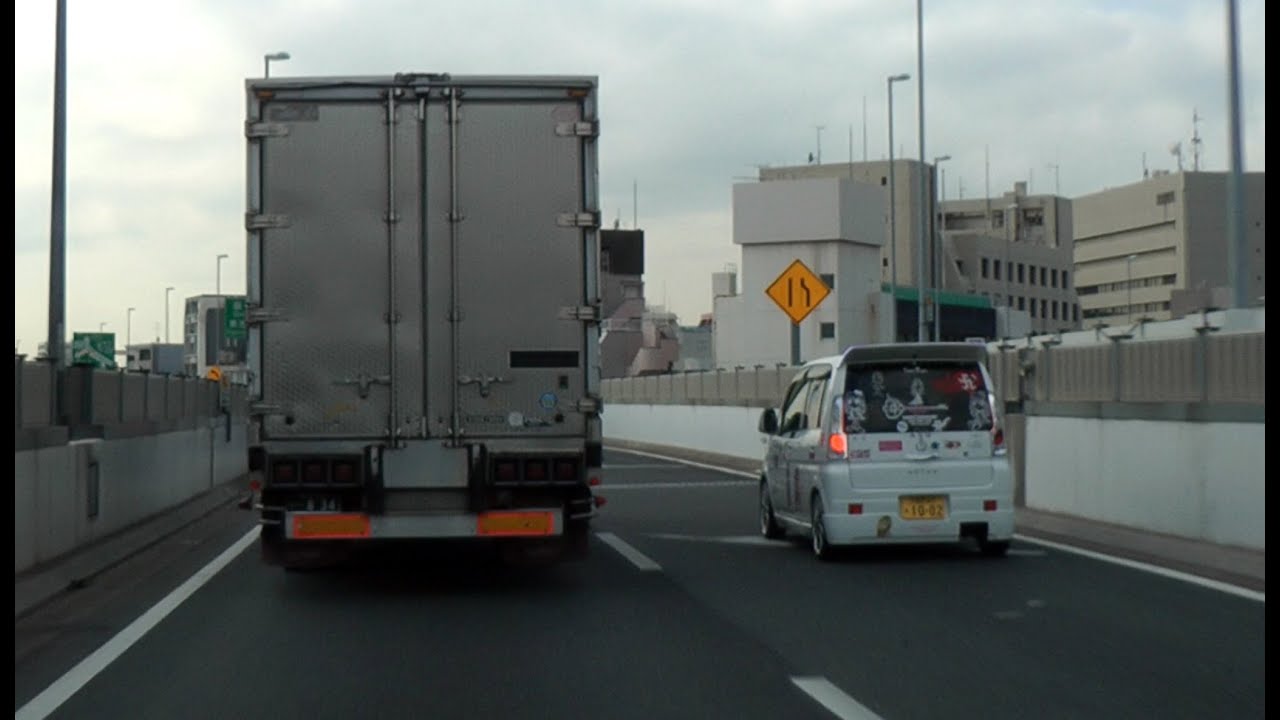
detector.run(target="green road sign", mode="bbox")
[224,297,247,340]
[71,332,116,369]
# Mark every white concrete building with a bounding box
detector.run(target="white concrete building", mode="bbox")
[713,177,887,368]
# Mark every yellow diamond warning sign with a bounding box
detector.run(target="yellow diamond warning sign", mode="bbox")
[765,259,830,324]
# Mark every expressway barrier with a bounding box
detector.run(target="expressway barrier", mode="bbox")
[601,310,1264,552]
[15,358,249,576]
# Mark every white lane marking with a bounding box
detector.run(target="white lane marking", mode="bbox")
[791,676,883,720]
[650,533,790,547]
[595,532,662,572]
[1015,534,1265,603]
[607,446,759,479]
[1007,548,1047,557]
[598,481,754,490]
[612,447,1265,602]
[16,526,262,720]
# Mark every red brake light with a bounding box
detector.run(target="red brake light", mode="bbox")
[848,503,863,515]
[525,460,548,483]
[984,500,998,512]
[495,460,518,483]
[273,460,296,483]
[303,461,326,484]
[827,433,847,456]
[555,459,578,482]
[992,427,1005,450]
[588,475,601,487]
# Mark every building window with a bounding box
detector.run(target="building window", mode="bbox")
[1028,298,1036,317]
[982,258,989,278]
[820,322,836,339]
[1017,264,1025,284]
[1063,271,1070,288]
[956,260,965,275]
[1028,266,1037,286]
[1051,269,1058,288]
[880,176,887,186]
[1040,267,1047,286]
[883,258,888,267]
[994,260,1001,281]
[1018,296,1025,311]
[1024,208,1045,226]
[1156,191,1176,206]
[820,273,835,290]
[992,212,1004,228]
[1073,305,1079,323]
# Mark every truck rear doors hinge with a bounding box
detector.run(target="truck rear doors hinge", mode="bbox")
[573,396,602,415]
[247,308,285,325]
[558,305,601,322]
[245,213,292,230]
[249,402,285,417]
[555,120,599,138]
[245,121,290,139]
[556,211,601,229]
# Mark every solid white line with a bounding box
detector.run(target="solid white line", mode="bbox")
[1015,534,1265,603]
[16,526,262,720]
[611,448,1265,602]
[601,463,685,470]
[607,446,759,479]
[650,533,790,547]
[1006,548,1048,557]
[791,676,883,720]
[598,481,754,490]
[595,532,662,572]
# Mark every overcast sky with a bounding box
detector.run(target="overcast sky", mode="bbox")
[13,0,1266,350]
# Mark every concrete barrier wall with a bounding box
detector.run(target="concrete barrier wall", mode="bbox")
[14,417,248,575]
[1024,416,1265,551]
[603,403,1263,552]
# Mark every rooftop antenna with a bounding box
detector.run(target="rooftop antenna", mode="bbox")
[1169,141,1184,172]
[848,123,854,178]
[984,144,991,229]
[862,96,868,162]
[1142,152,1149,179]
[1191,108,1203,171]
[632,179,638,229]
[815,124,826,164]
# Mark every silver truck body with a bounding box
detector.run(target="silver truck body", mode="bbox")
[244,74,601,563]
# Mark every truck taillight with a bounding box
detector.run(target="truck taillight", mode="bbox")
[303,461,327,484]
[273,460,297,484]
[495,460,518,484]
[554,459,578,482]
[525,460,548,483]
[332,461,357,484]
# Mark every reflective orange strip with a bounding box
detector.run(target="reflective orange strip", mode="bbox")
[292,514,371,539]
[476,511,555,537]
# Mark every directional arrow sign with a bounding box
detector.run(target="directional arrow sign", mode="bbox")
[71,332,116,369]
[765,259,830,325]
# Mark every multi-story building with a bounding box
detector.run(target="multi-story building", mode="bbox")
[940,182,1081,333]
[1072,171,1265,323]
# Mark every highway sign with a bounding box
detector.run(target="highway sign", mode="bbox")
[224,297,247,340]
[765,260,830,325]
[71,333,116,369]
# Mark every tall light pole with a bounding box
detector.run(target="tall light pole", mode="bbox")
[1225,0,1247,308]
[264,51,290,78]
[932,154,951,341]
[1046,162,1061,196]
[164,286,175,344]
[886,73,911,342]
[99,322,107,332]
[126,307,136,352]
[915,0,929,343]
[814,125,825,164]
[1126,254,1138,324]
[47,0,68,368]
[216,254,228,369]
[1004,203,1017,333]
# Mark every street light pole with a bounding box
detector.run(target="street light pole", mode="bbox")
[264,51,290,79]
[932,154,951,341]
[165,286,175,344]
[216,254,228,370]
[915,0,929,343]
[1127,254,1138,324]
[886,73,911,342]
[47,0,68,368]
[1224,0,1247,308]
[126,307,136,353]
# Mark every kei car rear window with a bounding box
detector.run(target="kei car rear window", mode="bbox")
[842,362,993,434]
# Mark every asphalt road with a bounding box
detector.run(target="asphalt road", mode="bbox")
[15,450,1266,719]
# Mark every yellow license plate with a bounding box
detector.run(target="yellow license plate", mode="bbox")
[292,513,371,539]
[899,496,947,520]
[477,511,555,537]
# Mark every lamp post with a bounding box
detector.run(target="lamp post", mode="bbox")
[264,51,290,78]
[1004,203,1017,330]
[886,72,911,342]
[216,254,228,369]
[164,286,175,344]
[1127,254,1138,324]
[99,322,107,332]
[932,154,951,341]
[915,0,929,344]
[126,307,135,352]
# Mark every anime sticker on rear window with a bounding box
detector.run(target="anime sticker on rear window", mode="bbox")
[843,363,993,434]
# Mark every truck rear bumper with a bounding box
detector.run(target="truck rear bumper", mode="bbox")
[277,509,565,540]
